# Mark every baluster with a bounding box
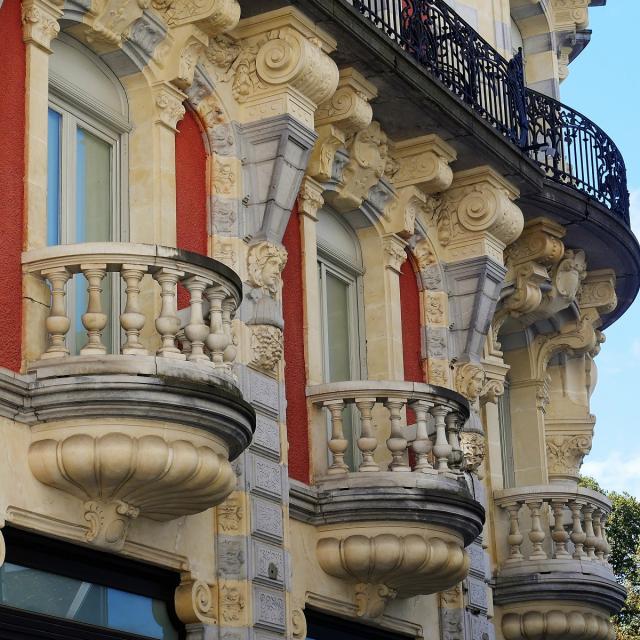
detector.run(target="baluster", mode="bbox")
[583,503,597,560]
[445,411,463,471]
[385,398,410,472]
[41,267,71,359]
[431,405,452,471]
[504,502,524,562]
[601,513,611,562]
[569,499,587,559]
[551,499,571,559]
[120,265,148,355]
[324,399,348,475]
[153,268,185,359]
[205,286,228,366]
[355,398,379,472]
[593,508,607,563]
[80,264,108,356]
[527,500,547,560]
[411,400,433,472]
[183,276,211,363]
[222,296,238,367]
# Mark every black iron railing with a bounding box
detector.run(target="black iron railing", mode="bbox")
[348,0,630,223]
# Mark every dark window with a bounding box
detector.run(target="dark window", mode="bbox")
[305,609,413,640]
[0,528,183,640]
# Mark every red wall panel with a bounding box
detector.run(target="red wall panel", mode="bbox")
[0,2,26,372]
[400,258,424,383]
[282,205,310,482]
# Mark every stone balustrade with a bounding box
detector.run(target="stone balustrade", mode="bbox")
[495,485,612,570]
[307,380,470,476]
[23,243,241,374]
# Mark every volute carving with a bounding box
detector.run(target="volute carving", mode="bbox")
[434,167,523,264]
[354,583,397,619]
[175,578,218,625]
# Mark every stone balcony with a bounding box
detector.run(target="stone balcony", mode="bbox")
[292,381,485,618]
[17,242,255,550]
[493,485,624,640]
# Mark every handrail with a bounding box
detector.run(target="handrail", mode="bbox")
[347,0,630,223]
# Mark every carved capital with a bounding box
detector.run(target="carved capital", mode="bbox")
[383,235,408,274]
[153,83,187,130]
[22,0,62,52]
[391,134,456,193]
[298,176,325,220]
[546,434,592,481]
[222,7,339,125]
[435,167,523,264]
[250,325,283,376]
[247,241,288,297]
[175,578,218,626]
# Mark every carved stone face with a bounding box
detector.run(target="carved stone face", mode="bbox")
[262,256,282,290]
[247,242,288,296]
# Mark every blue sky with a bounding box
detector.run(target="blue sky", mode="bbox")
[560,1,640,496]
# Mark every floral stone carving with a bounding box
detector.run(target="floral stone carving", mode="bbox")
[250,325,284,375]
[546,434,592,482]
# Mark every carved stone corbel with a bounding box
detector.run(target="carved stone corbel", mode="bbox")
[175,577,218,626]
[354,583,398,619]
[291,607,308,639]
[383,186,426,238]
[383,234,408,274]
[435,166,523,265]
[391,134,456,194]
[153,0,241,37]
[298,176,325,220]
[224,7,339,126]
[327,121,391,213]
[546,434,592,483]
[153,82,188,131]
[308,68,377,182]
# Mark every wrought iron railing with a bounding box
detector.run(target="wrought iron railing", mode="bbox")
[348,0,630,223]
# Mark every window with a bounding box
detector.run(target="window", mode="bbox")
[317,209,366,470]
[306,609,411,640]
[47,34,129,354]
[0,528,182,640]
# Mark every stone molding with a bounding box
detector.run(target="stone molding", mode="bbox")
[502,607,614,640]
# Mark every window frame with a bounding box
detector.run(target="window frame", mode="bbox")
[0,527,184,640]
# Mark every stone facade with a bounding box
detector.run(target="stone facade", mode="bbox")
[0,1,635,639]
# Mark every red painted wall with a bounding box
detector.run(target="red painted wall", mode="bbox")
[282,205,310,482]
[0,2,26,372]
[176,108,208,257]
[400,258,424,383]
[175,108,208,308]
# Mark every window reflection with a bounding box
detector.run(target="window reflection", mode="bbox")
[0,563,179,639]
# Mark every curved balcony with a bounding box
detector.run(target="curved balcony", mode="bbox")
[348,0,629,224]
[20,243,255,551]
[304,381,484,617]
[493,485,625,640]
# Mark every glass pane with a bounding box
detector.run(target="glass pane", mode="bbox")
[47,109,61,246]
[0,563,179,639]
[76,127,112,243]
[325,272,352,383]
[74,128,113,354]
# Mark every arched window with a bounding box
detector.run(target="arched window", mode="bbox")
[316,209,366,471]
[47,34,129,353]
[316,209,365,385]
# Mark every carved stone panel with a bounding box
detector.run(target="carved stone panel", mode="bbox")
[252,539,285,587]
[251,497,284,543]
[247,454,284,500]
[253,585,286,632]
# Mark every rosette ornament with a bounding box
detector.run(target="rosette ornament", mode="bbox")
[29,432,236,550]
